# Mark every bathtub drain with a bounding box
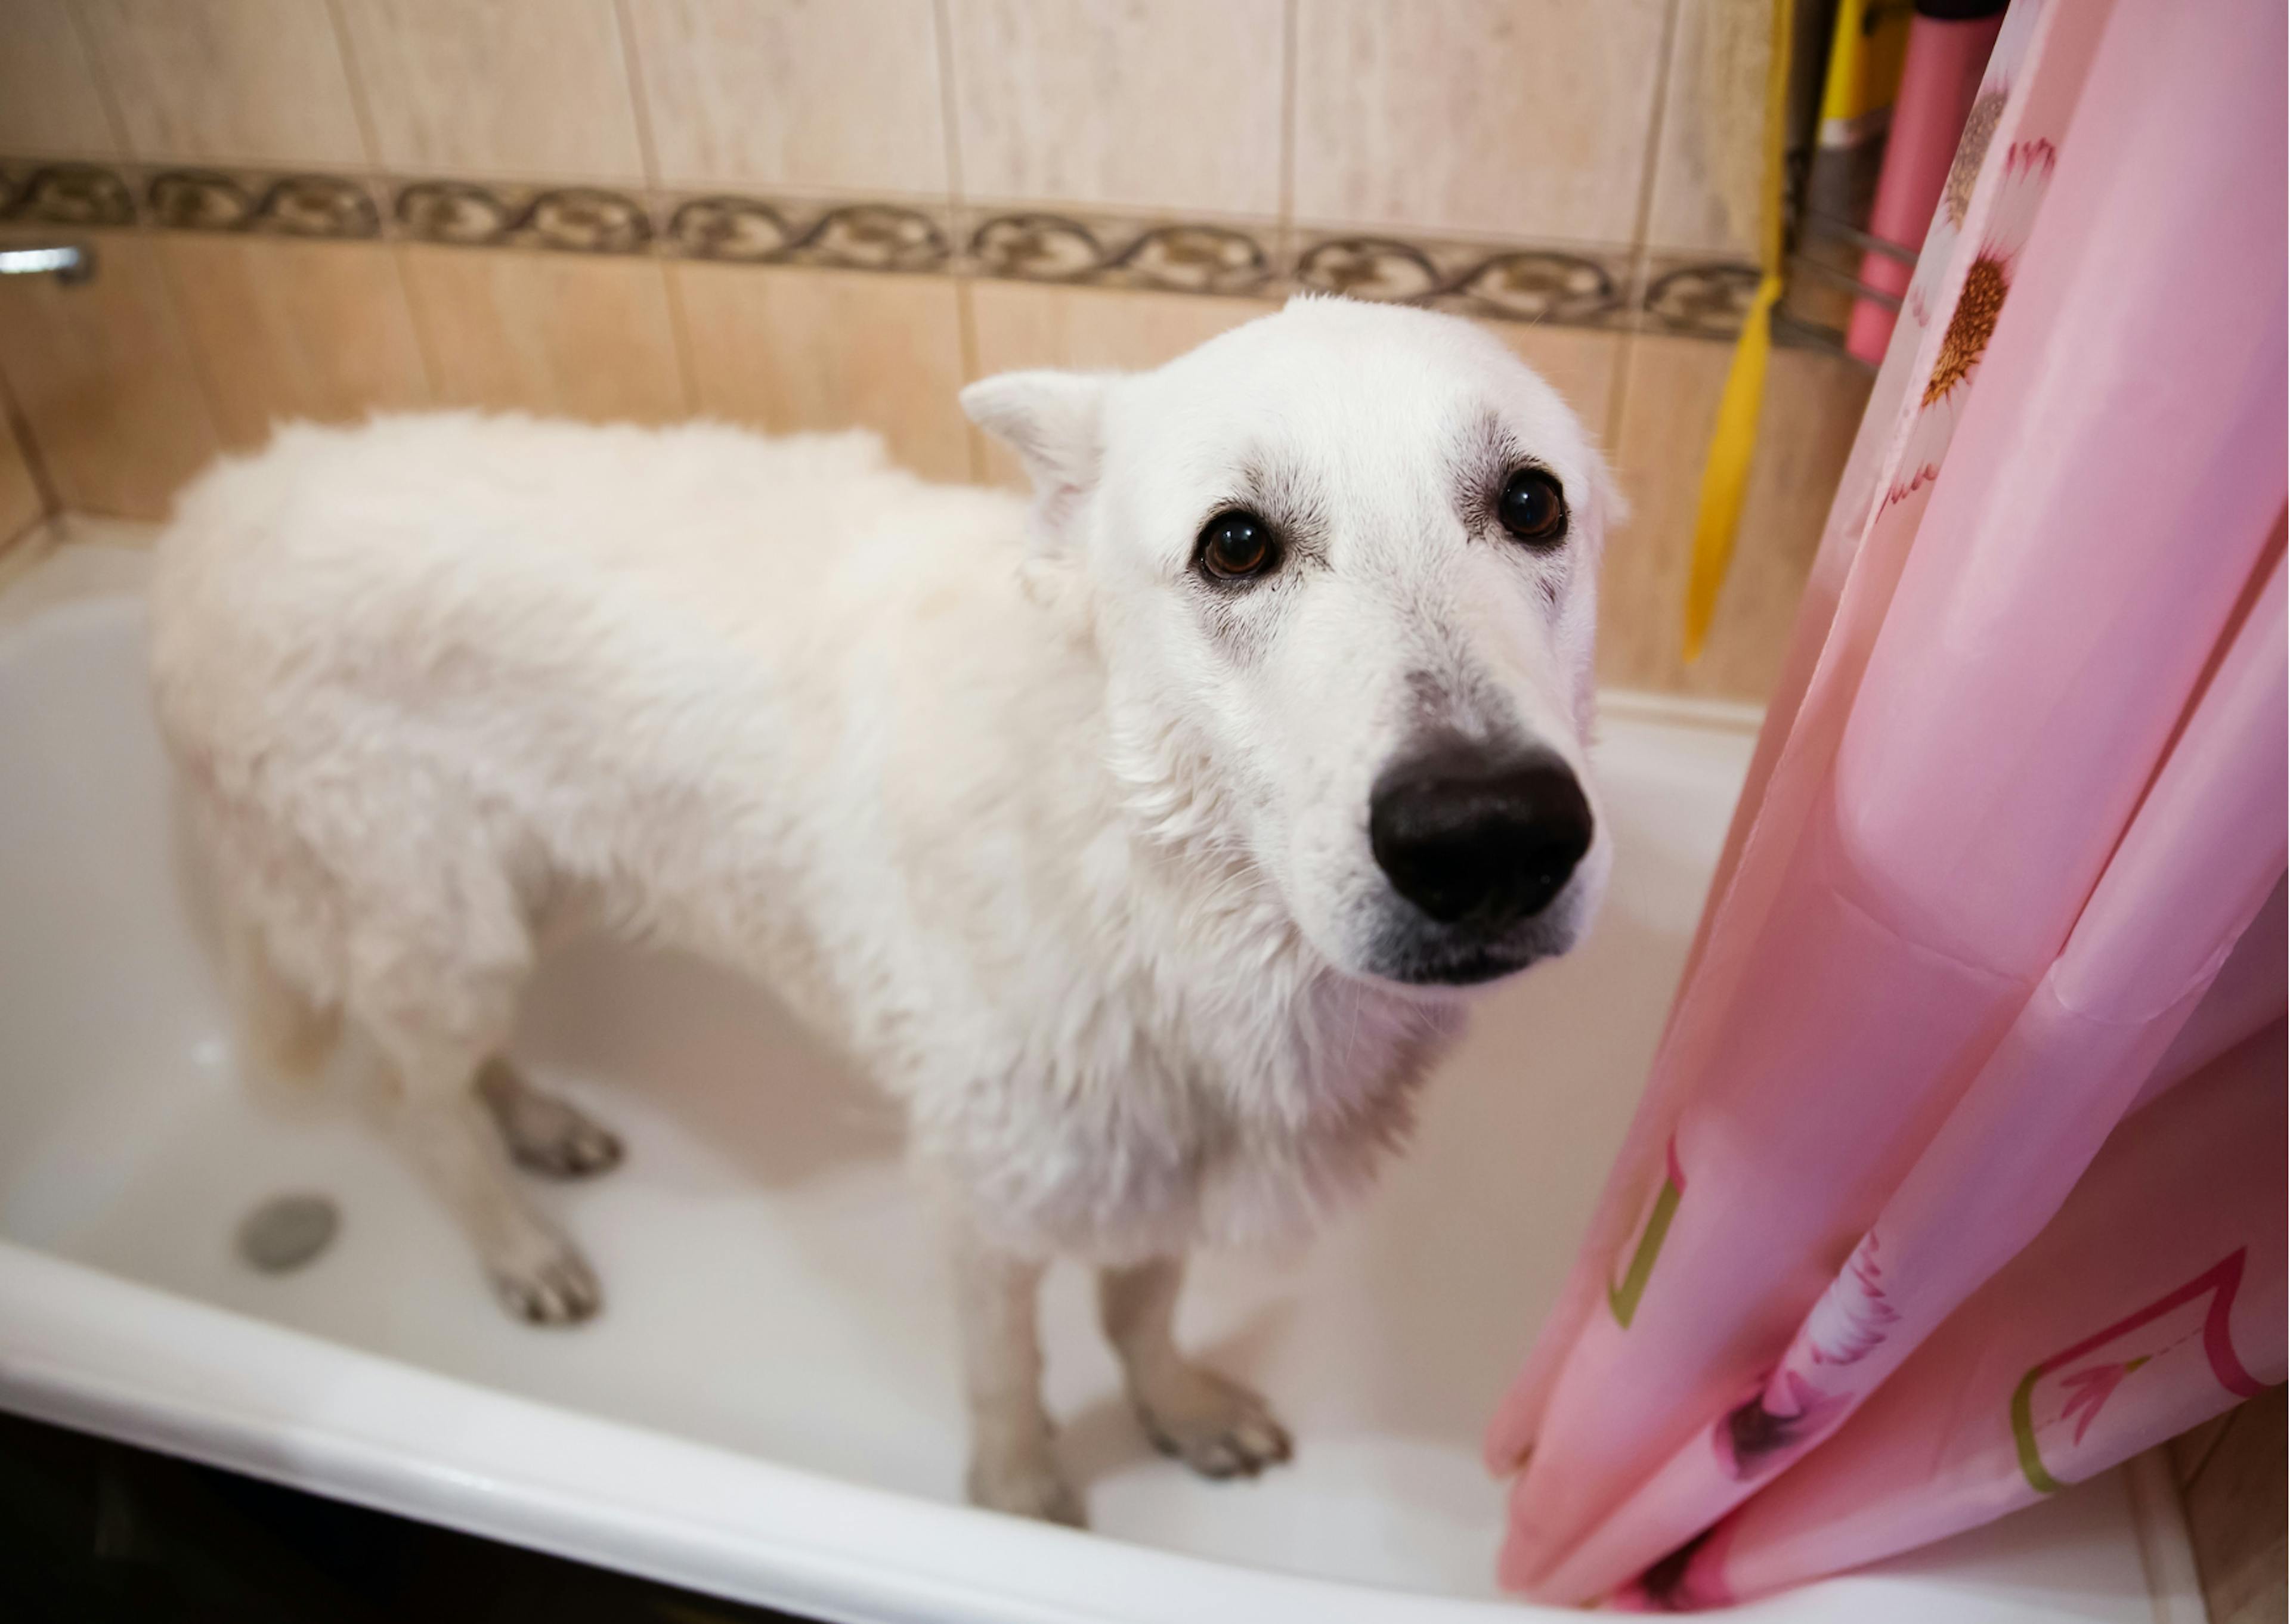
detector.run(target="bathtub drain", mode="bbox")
[236,1193,340,1273]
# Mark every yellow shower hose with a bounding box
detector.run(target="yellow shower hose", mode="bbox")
[1682,0,1794,663]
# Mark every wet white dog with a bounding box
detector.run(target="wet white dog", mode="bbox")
[148,294,1616,1526]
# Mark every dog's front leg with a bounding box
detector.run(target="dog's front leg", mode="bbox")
[951,1221,1082,1526]
[1100,1256,1291,1479]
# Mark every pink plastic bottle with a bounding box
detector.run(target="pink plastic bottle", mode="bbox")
[1845,0,2007,364]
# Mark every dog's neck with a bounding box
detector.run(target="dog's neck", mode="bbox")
[1098,675,1457,1114]
[1080,683,1455,1245]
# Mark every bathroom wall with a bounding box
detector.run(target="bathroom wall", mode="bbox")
[0,0,1871,698]
[2170,1386,2287,1624]
[0,408,39,549]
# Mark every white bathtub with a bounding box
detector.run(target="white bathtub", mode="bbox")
[0,537,2194,1623]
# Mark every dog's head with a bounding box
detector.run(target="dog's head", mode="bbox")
[964,295,1617,991]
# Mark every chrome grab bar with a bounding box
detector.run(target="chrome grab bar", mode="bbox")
[0,243,95,284]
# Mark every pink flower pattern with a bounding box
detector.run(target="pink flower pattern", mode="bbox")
[1805,1231,1901,1368]
[1886,140,2059,506]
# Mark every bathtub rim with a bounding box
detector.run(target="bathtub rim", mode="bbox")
[2,1239,1602,1624]
[0,1238,2185,1624]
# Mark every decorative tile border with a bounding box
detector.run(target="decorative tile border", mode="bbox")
[1,163,138,228]
[1639,255,1766,342]
[670,194,952,274]
[0,160,1762,339]
[1288,226,1629,327]
[148,170,384,239]
[959,209,1271,297]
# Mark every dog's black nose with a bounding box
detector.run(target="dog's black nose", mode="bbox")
[1369,746,1593,929]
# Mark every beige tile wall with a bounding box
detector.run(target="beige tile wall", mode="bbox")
[0,393,44,548]
[676,261,971,481]
[624,0,950,199]
[398,244,688,423]
[0,0,1844,699]
[2170,1387,2288,1624]
[1292,0,1669,246]
[1644,0,1772,259]
[84,0,369,168]
[948,0,1286,219]
[1490,325,1624,450]
[162,235,431,447]
[336,0,649,184]
[1602,335,1868,696]
[0,0,121,160]
[0,228,221,517]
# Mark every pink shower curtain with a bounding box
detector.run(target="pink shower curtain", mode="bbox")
[1485,0,2288,1606]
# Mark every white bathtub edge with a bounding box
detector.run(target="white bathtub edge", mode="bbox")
[0,1238,2163,1624]
[0,1239,1558,1624]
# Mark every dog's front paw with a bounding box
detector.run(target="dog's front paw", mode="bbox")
[967,1452,1087,1527]
[509,1107,623,1180]
[484,1234,602,1325]
[479,1061,624,1179]
[1137,1367,1292,1480]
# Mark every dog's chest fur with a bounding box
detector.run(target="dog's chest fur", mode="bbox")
[884,811,1460,1264]
[762,649,1462,1265]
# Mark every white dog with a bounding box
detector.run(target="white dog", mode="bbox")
[148,294,1615,1524]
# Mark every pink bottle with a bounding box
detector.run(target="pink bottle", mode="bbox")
[1845,0,2007,364]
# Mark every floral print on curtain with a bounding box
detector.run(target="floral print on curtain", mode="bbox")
[1892,138,2053,503]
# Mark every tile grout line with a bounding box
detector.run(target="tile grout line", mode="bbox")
[320,0,443,410]
[393,246,450,412]
[0,367,63,530]
[0,513,60,596]
[1604,0,1689,456]
[47,0,214,482]
[0,8,107,526]
[60,1,135,165]
[2123,1448,2208,1624]
[320,0,386,172]
[954,283,986,480]
[1277,0,1299,241]
[1627,0,1687,268]
[609,0,701,416]
[657,252,704,419]
[932,0,988,481]
[607,0,664,192]
[931,0,970,215]
[2178,1410,2236,1491]
[83,0,233,470]
[143,228,232,457]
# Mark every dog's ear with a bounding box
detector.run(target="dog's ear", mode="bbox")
[961,370,1119,551]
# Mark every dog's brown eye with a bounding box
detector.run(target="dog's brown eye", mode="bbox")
[1497,468,1568,547]
[1196,509,1278,581]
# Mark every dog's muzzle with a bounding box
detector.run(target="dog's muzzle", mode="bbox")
[1366,742,1595,985]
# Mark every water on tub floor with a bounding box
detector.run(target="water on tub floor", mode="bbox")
[0,547,2160,1612]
